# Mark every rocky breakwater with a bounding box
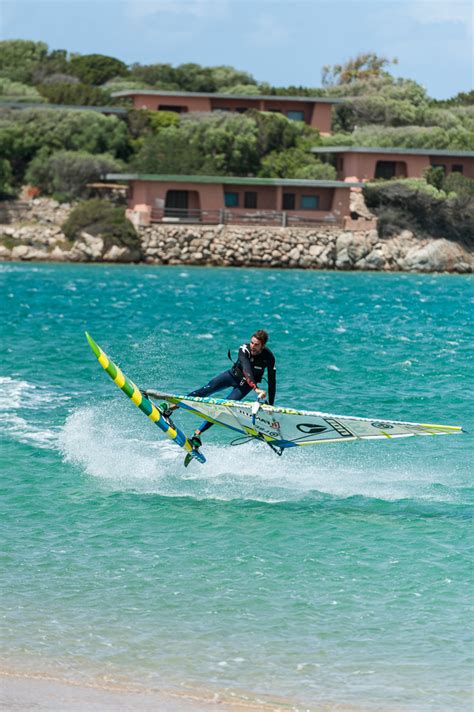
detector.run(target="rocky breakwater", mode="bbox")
[140,224,473,273]
[0,198,472,273]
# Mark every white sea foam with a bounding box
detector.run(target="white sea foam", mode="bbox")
[0,376,67,448]
[58,404,463,504]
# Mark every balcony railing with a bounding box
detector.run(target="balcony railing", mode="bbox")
[150,207,341,227]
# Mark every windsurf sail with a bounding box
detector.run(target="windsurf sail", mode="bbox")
[145,391,463,453]
[85,334,205,465]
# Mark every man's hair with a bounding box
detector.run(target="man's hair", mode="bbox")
[252,329,268,345]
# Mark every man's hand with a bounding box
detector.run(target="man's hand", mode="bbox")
[255,388,267,401]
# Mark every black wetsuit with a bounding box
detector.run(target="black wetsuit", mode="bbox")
[189,344,277,434]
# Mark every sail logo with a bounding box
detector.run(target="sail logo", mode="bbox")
[324,418,353,438]
[296,423,328,434]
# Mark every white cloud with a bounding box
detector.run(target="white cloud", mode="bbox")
[405,0,473,31]
[245,12,290,47]
[126,0,231,20]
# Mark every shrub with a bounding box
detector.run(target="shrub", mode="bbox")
[68,54,128,85]
[363,179,474,243]
[0,78,44,102]
[25,150,124,199]
[63,199,140,252]
[0,108,130,183]
[259,147,336,179]
[424,166,445,191]
[37,82,112,106]
[0,158,13,197]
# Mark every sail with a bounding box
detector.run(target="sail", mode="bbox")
[146,392,463,449]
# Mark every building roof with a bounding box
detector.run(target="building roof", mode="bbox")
[106,173,362,188]
[111,89,343,104]
[0,101,127,115]
[311,146,474,157]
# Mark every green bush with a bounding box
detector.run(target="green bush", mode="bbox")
[68,54,128,85]
[259,147,336,179]
[25,150,124,199]
[0,40,49,83]
[424,166,446,191]
[0,78,44,102]
[63,199,140,252]
[0,108,130,183]
[0,158,13,197]
[363,179,474,243]
[37,82,112,106]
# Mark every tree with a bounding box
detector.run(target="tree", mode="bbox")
[259,147,336,179]
[0,158,13,197]
[68,54,128,86]
[25,150,124,199]
[0,108,130,183]
[322,53,398,87]
[63,199,140,253]
[0,40,49,83]
[0,78,44,103]
[37,82,112,106]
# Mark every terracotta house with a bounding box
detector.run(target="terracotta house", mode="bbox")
[311,147,474,181]
[112,90,342,134]
[106,174,362,227]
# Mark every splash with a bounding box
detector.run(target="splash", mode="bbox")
[58,404,464,505]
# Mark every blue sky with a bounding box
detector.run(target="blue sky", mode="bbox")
[1,0,473,98]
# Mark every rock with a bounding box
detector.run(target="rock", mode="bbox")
[103,244,141,262]
[350,189,375,220]
[0,245,12,260]
[403,239,473,273]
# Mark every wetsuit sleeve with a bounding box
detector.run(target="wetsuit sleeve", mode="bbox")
[267,353,276,405]
[238,346,258,390]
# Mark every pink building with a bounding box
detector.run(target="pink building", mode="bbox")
[311,147,474,180]
[112,90,341,134]
[106,174,362,227]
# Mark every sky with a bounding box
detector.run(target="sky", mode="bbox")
[1,0,473,99]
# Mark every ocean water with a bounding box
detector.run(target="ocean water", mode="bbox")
[1,263,472,711]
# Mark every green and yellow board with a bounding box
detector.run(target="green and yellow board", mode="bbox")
[85,332,205,465]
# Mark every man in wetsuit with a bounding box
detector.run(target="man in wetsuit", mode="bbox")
[160,329,276,449]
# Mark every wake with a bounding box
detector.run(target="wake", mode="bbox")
[57,405,466,505]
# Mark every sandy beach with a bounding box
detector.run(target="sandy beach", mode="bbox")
[0,669,308,712]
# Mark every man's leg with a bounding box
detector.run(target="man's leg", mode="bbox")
[194,383,251,437]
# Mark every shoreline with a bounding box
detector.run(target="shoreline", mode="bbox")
[0,667,368,712]
[0,198,472,273]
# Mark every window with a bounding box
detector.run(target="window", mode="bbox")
[224,192,239,207]
[244,191,257,209]
[431,163,446,174]
[267,108,283,114]
[236,107,248,114]
[452,164,464,173]
[159,105,186,113]
[300,195,319,210]
[375,161,396,179]
[282,193,295,210]
[287,110,304,121]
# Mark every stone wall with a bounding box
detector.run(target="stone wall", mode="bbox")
[0,198,472,273]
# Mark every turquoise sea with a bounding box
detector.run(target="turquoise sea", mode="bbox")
[1,264,473,711]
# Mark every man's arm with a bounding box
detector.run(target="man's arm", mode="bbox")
[238,345,259,391]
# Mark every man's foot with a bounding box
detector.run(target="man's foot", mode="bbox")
[190,434,202,449]
[159,402,176,418]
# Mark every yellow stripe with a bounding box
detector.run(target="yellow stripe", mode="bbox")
[114,368,125,388]
[148,406,160,422]
[381,431,392,439]
[420,423,461,431]
[98,352,109,369]
[131,387,142,406]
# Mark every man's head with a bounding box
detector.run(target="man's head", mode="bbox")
[249,329,268,355]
